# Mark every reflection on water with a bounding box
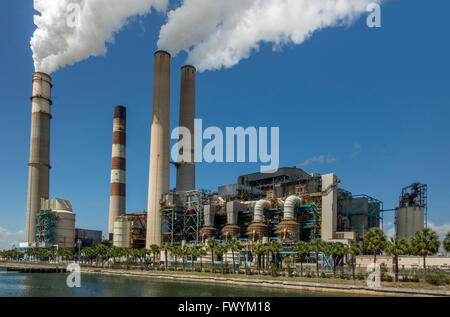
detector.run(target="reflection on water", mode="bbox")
[0,272,348,297]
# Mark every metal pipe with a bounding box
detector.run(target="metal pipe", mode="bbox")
[283,195,301,220]
[176,65,196,192]
[108,106,127,240]
[26,72,52,242]
[146,50,171,247]
[253,199,270,223]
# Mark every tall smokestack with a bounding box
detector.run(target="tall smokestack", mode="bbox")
[26,72,52,242]
[108,106,127,240]
[146,51,171,247]
[176,65,196,192]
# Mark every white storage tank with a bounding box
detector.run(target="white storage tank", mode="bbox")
[113,217,132,248]
[39,198,76,250]
[54,210,76,249]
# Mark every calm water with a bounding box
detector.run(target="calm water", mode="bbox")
[0,270,348,297]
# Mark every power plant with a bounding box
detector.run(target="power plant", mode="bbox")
[22,53,430,253]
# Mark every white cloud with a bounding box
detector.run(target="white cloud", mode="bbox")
[297,155,336,167]
[0,227,25,250]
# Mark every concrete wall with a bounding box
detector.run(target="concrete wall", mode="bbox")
[321,174,337,241]
[356,255,450,269]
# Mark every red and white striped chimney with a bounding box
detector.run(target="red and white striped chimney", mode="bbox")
[108,106,127,240]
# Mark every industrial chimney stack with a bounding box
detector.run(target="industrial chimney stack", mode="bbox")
[176,65,196,192]
[108,106,127,240]
[146,51,171,247]
[26,72,52,242]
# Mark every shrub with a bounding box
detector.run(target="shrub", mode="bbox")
[425,274,450,286]
[401,274,420,283]
[195,267,202,272]
[357,273,366,281]
[382,274,393,282]
[339,273,350,280]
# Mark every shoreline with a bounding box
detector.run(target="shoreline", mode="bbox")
[79,267,450,297]
[2,262,449,297]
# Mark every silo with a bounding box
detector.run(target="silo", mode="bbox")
[54,210,76,249]
[113,217,132,248]
[396,206,424,241]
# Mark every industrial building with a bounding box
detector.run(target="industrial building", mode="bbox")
[24,53,429,254]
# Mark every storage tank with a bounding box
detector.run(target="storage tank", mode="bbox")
[113,218,132,248]
[38,198,76,250]
[54,210,76,249]
[396,206,424,241]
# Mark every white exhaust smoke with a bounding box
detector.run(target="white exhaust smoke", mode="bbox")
[158,0,382,72]
[31,0,169,74]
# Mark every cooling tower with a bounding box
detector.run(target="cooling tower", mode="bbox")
[176,65,196,192]
[108,106,127,240]
[26,72,52,242]
[146,51,171,247]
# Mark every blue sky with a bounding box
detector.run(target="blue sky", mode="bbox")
[1,0,450,248]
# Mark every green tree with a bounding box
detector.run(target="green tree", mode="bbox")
[310,239,326,278]
[207,239,219,273]
[169,246,181,271]
[197,247,207,271]
[411,228,440,276]
[385,236,409,283]
[160,243,172,270]
[293,241,310,278]
[268,240,283,270]
[329,243,345,279]
[348,241,362,280]
[150,244,160,269]
[216,244,229,273]
[443,232,450,256]
[252,243,264,275]
[364,227,387,265]
[226,238,240,274]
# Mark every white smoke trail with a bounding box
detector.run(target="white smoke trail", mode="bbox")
[31,0,169,74]
[158,0,382,72]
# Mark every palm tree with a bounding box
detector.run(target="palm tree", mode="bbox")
[293,241,309,278]
[160,243,172,270]
[252,243,263,275]
[364,227,387,265]
[385,236,409,282]
[443,232,450,256]
[207,239,219,273]
[170,246,181,271]
[198,247,207,272]
[181,246,190,271]
[348,241,362,280]
[150,244,160,268]
[216,244,229,273]
[226,238,240,274]
[411,228,440,276]
[310,239,325,278]
[268,240,283,270]
[189,247,197,271]
[329,243,345,279]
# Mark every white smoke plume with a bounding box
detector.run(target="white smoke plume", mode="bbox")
[31,0,169,74]
[158,0,382,71]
